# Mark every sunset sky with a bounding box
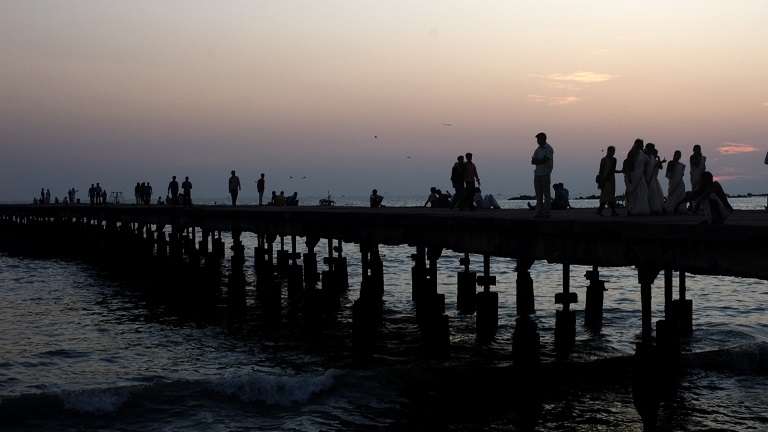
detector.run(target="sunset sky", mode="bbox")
[2,1,767,200]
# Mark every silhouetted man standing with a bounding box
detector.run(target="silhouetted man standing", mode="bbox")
[229,170,241,207]
[181,176,192,206]
[531,132,554,218]
[461,153,480,209]
[256,173,266,206]
[168,176,179,205]
[450,155,465,207]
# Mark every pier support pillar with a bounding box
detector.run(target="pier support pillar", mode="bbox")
[286,235,304,300]
[156,226,168,259]
[584,265,605,331]
[353,242,384,348]
[410,246,427,302]
[516,258,535,316]
[276,235,290,278]
[198,228,210,257]
[418,247,449,356]
[672,270,693,336]
[476,254,498,342]
[303,236,319,289]
[555,262,577,353]
[456,253,476,314]
[638,265,660,341]
[321,238,348,295]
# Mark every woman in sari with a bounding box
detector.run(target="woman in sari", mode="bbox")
[627,139,650,215]
[664,150,686,214]
[645,143,665,214]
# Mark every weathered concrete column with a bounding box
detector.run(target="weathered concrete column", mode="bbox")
[638,265,660,341]
[584,265,605,330]
[353,242,384,348]
[655,267,680,354]
[286,234,304,300]
[516,258,535,316]
[456,253,477,314]
[672,269,693,336]
[476,254,498,342]
[321,238,348,295]
[421,247,449,357]
[555,262,577,352]
[276,235,290,278]
[303,236,319,289]
[156,225,168,259]
[410,245,427,301]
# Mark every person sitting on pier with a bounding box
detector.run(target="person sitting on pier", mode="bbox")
[424,187,451,208]
[156,196,163,205]
[370,189,384,208]
[286,192,299,206]
[552,183,571,210]
[275,191,287,206]
[473,187,501,209]
[597,146,620,216]
[182,176,192,206]
[675,171,733,224]
[228,170,241,207]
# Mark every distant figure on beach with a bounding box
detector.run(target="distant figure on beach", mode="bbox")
[665,151,686,213]
[473,187,501,209]
[370,189,384,208]
[228,170,241,207]
[531,132,554,217]
[256,173,266,206]
[597,146,619,216]
[450,155,465,207]
[689,145,706,192]
[645,143,665,215]
[626,139,650,216]
[551,183,571,210]
[676,171,733,224]
[168,176,179,205]
[182,176,192,206]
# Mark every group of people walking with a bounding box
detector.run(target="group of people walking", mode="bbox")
[88,183,107,205]
[134,182,154,205]
[596,140,732,222]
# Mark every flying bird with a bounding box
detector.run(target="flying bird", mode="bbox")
[442,123,453,126]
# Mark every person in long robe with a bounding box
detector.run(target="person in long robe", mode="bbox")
[676,171,733,224]
[664,151,686,214]
[597,146,620,216]
[627,139,650,215]
[645,143,665,214]
[689,145,706,192]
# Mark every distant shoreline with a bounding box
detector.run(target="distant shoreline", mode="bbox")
[507,193,768,201]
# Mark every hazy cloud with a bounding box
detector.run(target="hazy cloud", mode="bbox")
[528,95,581,106]
[536,71,618,84]
[762,102,768,107]
[718,142,759,155]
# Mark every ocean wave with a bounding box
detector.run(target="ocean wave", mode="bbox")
[0,369,339,421]
[685,341,768,375]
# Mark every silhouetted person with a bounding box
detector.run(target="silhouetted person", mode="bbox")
[689,144,706,192]
[597,146,619,216]
[276,190,287,206]
[168,176,179,205]
[101,189,107,205]
[88,184,95,205]
[45,189,51,204]
[95,183,102,204]
[450,155,465,207]
[40,188,45,204]
[256,173,266,206]
[286,192,298,206]
[146,182,153,205]
[270,191,277,205]
[228,170,241,207]
[645,143,665,215]
[424,187,440,208]
[134,182,141,204]
[459,153,480,209]
[676,171,733,224]
[473,187,501,209]
[370,189,383,208]
[551,183,570,210]
[665,150,686,214]
[626,139,650,216]
[181,176,192,206]
[531,132,553,217]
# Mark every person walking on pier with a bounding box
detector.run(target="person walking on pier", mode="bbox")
[690,145,707,192]
[182,176,192,206]
[450,155,465,208]
[229,170,241,207]
[256,173,266,206]
[168,176,179,205]
[531,132,554,218]
[645,143,665,215]
[626,139,650,216]
[460,153,480,209]
[665,150,686,214]
[597,146,619,216]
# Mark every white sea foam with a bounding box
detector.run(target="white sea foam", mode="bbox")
[208,369,339,405]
